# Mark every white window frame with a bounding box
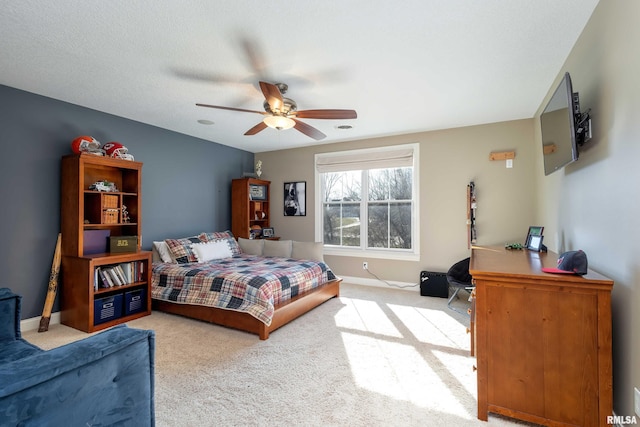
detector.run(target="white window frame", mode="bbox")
[314,143,420,261]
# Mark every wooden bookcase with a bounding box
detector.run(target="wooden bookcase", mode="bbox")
[60,154,151,332]
[231,177,271,239]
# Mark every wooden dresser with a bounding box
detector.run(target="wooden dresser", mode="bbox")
[469,246,613,427]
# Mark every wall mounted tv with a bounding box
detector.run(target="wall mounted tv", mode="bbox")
[540,72,591,176]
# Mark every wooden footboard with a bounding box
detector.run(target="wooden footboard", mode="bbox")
[152,278,341,340]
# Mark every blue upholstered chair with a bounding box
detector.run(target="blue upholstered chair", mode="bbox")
[0,288,156,426]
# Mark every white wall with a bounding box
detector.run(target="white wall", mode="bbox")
[534,0,640,417]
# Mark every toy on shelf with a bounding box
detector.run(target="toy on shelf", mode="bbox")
[505,243,524,250]
[71,135,105,156]
[103,142,134,161]
[89,180,118,192]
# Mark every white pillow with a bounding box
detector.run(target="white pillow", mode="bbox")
[191,240,233,262]
[263,240,293,258]
[237,238,264,256]
[153,241,174,263]
[291,241,324,262]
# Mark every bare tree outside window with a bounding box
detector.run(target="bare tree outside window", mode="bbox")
[322,172,361,246]
[367,168,412,249]
[321,167,412,250]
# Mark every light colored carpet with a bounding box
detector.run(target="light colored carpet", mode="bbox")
[23,283,533,426]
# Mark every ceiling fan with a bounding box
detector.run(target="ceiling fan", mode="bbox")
[196,81,357,141]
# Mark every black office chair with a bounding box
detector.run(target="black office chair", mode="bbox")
[446,257,474,316]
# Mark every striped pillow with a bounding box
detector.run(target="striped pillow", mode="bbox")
[164,235,205,263]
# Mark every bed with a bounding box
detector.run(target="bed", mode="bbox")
[150,232,341,340]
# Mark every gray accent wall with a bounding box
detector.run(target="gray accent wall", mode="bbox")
[0,85,253,319]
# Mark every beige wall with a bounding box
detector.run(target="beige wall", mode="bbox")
[534,0,640,417]
[257,118,536,284]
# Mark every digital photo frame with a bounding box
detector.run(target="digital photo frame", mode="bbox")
[525,226,544,245]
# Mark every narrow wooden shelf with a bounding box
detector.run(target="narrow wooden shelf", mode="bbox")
[232,177,272,239]
[489,151,516,161]
[94,281,146,295]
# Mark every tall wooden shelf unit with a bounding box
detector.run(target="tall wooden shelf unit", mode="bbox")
[60,154,152,333]
[231,177,271,239]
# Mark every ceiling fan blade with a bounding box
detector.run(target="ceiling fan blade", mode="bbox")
[240,37,269,80]
[259,81,283,112]
[293,119,326,141]
[174,69,239,85]
[196,103,266,115]
[295,109,358,120]
[244,121,268,136]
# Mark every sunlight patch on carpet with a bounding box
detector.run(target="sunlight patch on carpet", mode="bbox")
[334,297,402,338]
[387,304,469,349]
[340,331,472,419]
[433,349,477,398]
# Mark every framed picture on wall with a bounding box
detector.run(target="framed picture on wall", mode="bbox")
[284,181,306,216]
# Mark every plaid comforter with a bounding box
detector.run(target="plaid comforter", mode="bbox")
[151,255,337,325]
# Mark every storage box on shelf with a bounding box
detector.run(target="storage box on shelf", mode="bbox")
[108,235,138,253]
[94,293,123,325]
[61,154,151,332]
[125,288,147,316]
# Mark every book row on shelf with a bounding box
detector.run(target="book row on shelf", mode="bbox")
[94,261,145,290]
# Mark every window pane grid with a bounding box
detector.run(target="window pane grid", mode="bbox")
[323,201,360,247]
[322,168,413,252]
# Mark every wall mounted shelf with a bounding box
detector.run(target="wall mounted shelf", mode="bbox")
[489,151,516,161]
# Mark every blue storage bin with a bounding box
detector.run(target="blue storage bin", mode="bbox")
[94,294,123,325]
[124,288,146,316]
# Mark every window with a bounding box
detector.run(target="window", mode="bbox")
[315,144,419,260]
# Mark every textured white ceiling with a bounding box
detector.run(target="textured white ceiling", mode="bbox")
[0,1,599,153]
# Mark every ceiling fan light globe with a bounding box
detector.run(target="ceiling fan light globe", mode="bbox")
[263,115,295,130]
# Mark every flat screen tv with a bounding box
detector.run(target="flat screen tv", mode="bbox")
[540,72,580,176]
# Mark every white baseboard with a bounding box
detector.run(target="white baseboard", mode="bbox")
[339,275,419,292]
[20,312,61,332]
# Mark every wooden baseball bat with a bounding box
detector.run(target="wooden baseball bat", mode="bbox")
[38,233,62,332]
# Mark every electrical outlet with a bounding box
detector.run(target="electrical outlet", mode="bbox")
[362,261,368,270]
[635,387,640,416]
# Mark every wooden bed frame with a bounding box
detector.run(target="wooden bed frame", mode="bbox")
[152,277,341,340]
